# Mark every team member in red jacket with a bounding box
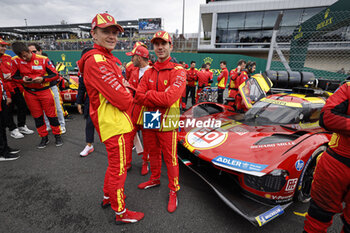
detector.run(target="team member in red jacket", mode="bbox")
[0,38,20,161]
[125,44,150,175]
[229,59,249,111]
[77,13,144,224]
[180,61,187,110]
[186,61,198,106]
[304,82,350,233]
[196,64,211,103]
[11,42,62,148]
[0,40,32,139]
[125,42,148,80]
[217,61,228,104]
[134,30,186,213]
[205,63,213,86]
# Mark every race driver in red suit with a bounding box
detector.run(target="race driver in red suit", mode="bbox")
[304,82,350,233]
[134,30,186,213]
[11,42,62,148]
[77,13,144,225]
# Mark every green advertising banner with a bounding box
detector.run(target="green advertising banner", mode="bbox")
[46,50,267,86]
[289,0,350,71]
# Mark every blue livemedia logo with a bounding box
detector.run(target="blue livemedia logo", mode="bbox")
[143,110,161,129]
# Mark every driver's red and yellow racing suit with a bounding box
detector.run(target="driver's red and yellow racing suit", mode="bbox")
[11,53,60,137]
[304,82,350,233]
[134,56,186,192]
[77,44,133,213]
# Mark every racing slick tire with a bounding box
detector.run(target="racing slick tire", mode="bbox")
[295,145,327,203]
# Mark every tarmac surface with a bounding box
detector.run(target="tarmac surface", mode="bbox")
[0,111,343,233]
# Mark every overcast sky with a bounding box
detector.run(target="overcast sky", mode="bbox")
[0,0,206,34]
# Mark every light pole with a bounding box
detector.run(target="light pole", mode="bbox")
[182,0,185,36]
[24,18,29,40]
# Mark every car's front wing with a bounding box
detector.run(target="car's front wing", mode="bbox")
[178,147,291,227]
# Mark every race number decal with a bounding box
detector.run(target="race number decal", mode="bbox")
[185,127,228,150]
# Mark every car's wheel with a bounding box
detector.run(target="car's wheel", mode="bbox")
[296,145,327,203]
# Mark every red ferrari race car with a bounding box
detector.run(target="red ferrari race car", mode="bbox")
[60,75,79,106]
[177,84,333,226]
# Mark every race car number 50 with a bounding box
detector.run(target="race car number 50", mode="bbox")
[185,127,228,150]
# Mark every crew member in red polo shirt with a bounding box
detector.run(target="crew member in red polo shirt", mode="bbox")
[11,42,62,148]
[196,64,212,103]
[186,61,198,106]
[205,62,213,86]
[217,60,228,104]
[228,59,249,110]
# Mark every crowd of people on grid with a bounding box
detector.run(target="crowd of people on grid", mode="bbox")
[2,12,348,232]
[0,15,261,224]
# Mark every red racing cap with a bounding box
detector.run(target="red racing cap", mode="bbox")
[91,13,124,32]
[0,38,10,45]
[133,41,148,49]
[126,45,149,58]
[151,31,172,44]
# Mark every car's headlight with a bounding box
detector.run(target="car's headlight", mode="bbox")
[244,169,289,192]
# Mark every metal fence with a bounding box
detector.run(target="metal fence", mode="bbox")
[270,10,350,80]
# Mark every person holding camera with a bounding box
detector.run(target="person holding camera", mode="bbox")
[11,42,63,148]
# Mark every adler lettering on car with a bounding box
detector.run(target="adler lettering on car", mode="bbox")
[212,156,268,172]
[255,205,284,226]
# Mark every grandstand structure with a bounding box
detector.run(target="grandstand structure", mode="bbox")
[198,0,339,52]
[0,18,163,51]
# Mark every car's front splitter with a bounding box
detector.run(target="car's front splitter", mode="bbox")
[178,149,291,227]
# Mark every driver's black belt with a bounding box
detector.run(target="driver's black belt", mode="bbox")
[23,85,51,92]
[327,148,350,168]
[229,88,238,90]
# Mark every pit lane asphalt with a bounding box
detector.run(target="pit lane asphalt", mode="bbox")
[0,112,343,233]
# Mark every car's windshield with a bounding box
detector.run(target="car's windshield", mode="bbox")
[244,101,304,125]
